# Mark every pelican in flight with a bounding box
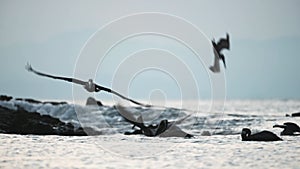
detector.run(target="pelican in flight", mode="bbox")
[210,33,230,73]
[25,63,150,107]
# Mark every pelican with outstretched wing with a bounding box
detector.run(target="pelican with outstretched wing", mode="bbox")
[210,33,230,72]
[25,63,150,107]
[116,105,193,138]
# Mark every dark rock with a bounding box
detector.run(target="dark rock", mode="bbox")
[0,95,13,101]
[14,96,68,105]
[15,98,42,104]
[86,97,103,106]
[0,105,98,136]
[43,101,68,105]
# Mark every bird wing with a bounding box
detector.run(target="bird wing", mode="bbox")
[26,63,86,85]
[174,113,192,125]
[217,34,230,51]
[94,84,150,107]
[26,63,149,107]
[220,55,226,68]
[116,105,145,129]
[159,125,190,137]
[209,49,221,73]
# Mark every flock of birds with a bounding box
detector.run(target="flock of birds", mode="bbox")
[25,33,300,141]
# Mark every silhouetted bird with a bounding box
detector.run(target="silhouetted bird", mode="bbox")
[117,105,193,138]
[241,128,282,141]
[25,63,149,107]
[273,122,300,136]
[210,33,230,73]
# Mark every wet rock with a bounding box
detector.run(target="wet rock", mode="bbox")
[0,105,96,136]
[201,131,212,136]
[0,95,13,101]
[43,101,68,105]
[15,98,42,104]
[86,97,103,106]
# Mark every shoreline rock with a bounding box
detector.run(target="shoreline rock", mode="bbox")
[86,97,103,106]
[0,105,96,136]
[0,95,13,102]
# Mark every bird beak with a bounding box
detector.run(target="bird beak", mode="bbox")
[273,124,285,128]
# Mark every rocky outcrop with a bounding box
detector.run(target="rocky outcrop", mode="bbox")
[0,95,13,101]
[0,105,93,136]
[86,97,103,106]
[0,95,104,136]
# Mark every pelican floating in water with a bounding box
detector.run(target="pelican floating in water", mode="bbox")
[241,128,282,141]
[210,33,230,73]
[25,63,149,107]
[116,105,193,138]
[273,122,300,136]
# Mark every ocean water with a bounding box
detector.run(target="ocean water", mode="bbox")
[1,100,300,168]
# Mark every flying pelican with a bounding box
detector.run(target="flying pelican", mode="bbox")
[25,63,150,107]
[210,33,230,73]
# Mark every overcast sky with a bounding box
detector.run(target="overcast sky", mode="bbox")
[0,0,299,102]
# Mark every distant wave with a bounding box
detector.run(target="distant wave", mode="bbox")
[1,95,297,136]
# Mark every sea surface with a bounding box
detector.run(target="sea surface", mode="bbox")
[0,99,300,169]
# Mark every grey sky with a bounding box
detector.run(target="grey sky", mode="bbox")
[0,0,299,102]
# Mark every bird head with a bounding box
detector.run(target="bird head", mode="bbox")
[84,79,95,92]
[88,79,93,88]
[25,63,33,72]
